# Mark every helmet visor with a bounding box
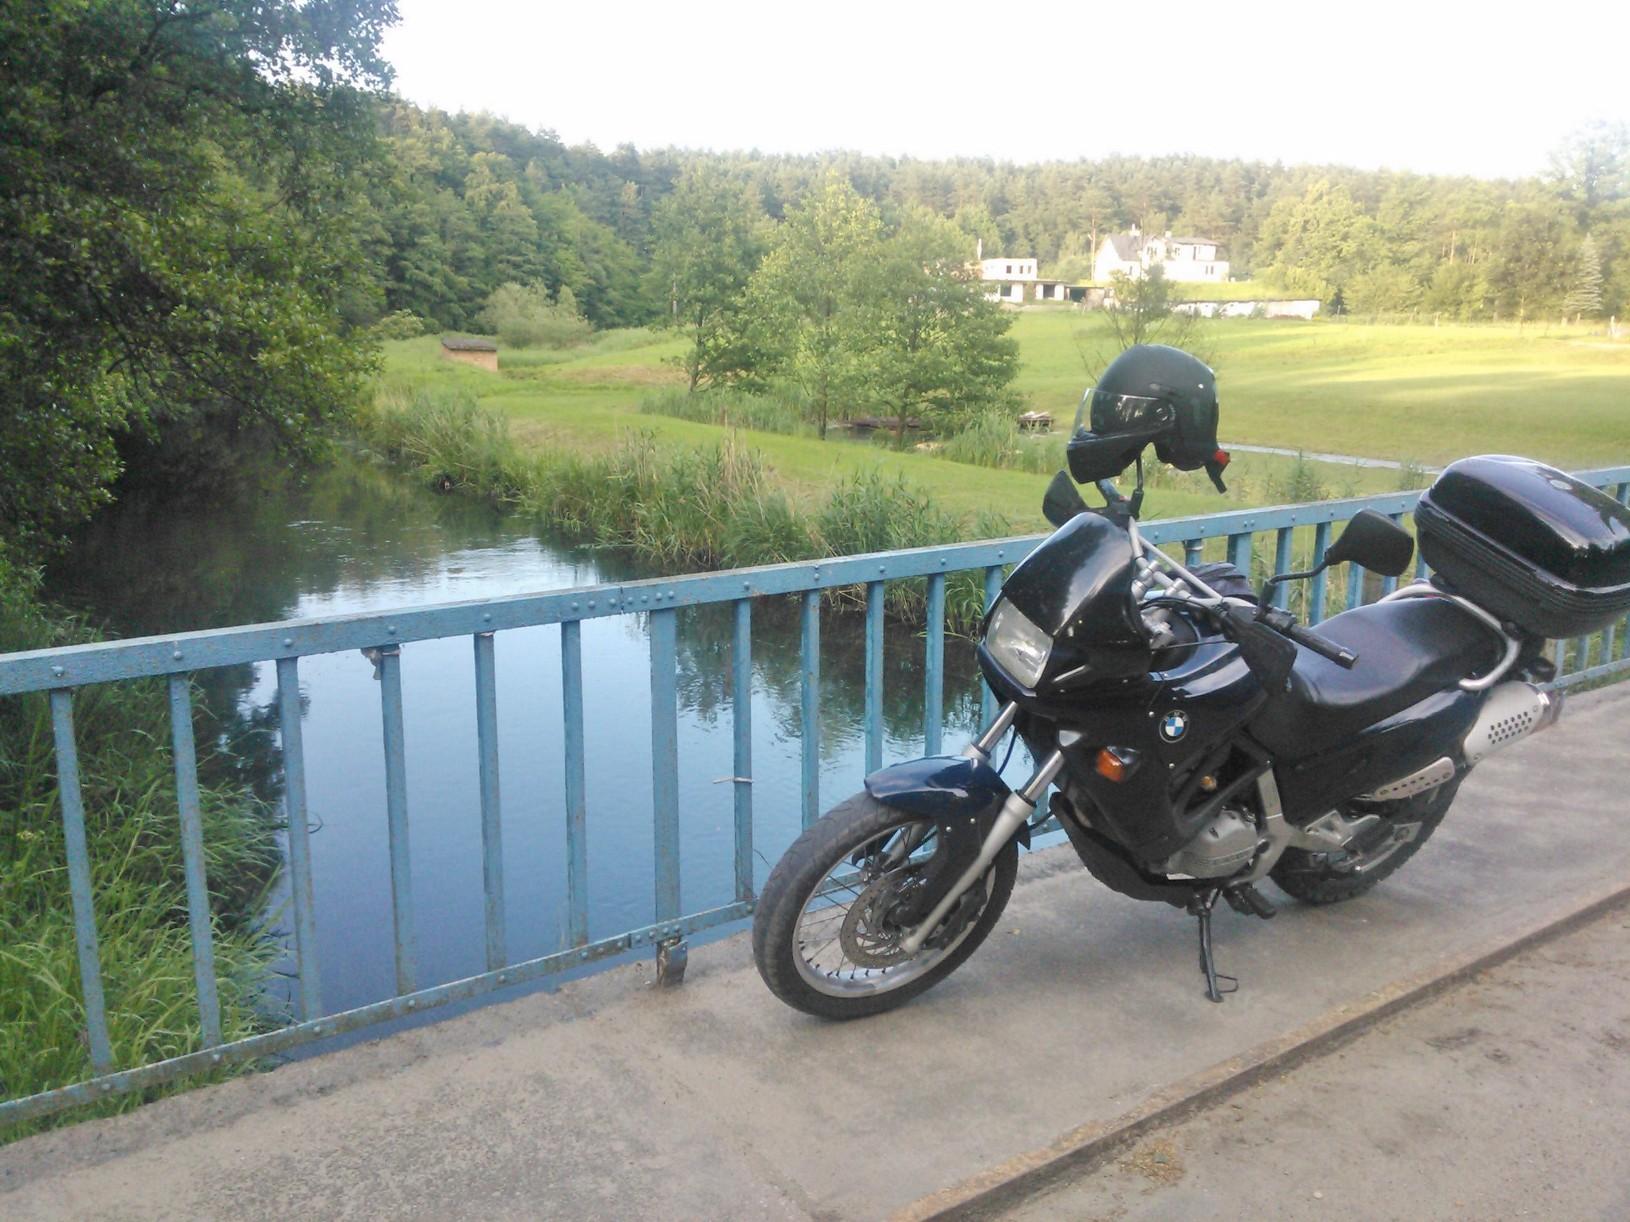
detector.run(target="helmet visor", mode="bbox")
[1073,387,1170,437]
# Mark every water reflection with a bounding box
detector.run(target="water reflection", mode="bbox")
[49,458,993,1015]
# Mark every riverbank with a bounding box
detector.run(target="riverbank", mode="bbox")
[0,562,280,1139]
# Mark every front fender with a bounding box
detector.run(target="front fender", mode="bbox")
[864,755,1022,845]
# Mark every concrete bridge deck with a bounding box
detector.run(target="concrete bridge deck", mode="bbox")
[3,682,1627,1220]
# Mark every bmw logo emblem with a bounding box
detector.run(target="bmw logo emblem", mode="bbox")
[1159,710,1189,742]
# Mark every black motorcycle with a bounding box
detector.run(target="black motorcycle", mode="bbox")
[752,345,1630,1015]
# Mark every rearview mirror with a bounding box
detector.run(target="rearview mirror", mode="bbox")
[1326,509,1414,577]
[1042,470,1090,528]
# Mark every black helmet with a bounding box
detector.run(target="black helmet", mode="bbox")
[1066,345,1230,491]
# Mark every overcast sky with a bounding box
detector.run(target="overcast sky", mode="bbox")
[381,0,1625,179]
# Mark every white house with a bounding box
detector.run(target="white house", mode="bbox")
[1094,226,1230,284]
[976,254,1074,304]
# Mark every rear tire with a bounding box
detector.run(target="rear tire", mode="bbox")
[752,792,1018,1020]
[1270,776,1463,905]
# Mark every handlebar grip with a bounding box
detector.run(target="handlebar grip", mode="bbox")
[1287,623,1358,669]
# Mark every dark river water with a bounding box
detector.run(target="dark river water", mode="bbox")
[51,458,1023,1017]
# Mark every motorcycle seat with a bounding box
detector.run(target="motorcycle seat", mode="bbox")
[1250,597,1502,760]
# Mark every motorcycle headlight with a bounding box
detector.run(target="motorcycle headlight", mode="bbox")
[984,599,1052,689]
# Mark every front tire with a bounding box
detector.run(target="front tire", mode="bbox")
[752,792,1018,1019]
[1270,775,1463,905]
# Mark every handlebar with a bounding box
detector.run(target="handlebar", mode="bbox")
[1285,622,1358,669]
[1255,606,1358,669]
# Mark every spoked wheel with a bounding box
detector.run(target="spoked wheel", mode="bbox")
[752,792,1017,1019]
[1271,775,1463,905]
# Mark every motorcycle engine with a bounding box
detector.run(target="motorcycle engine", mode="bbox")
[1161,805,1259,878]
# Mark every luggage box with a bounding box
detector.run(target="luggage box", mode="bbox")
[1415,455,1630,639]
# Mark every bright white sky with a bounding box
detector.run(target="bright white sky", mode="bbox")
[382,0,1626,179]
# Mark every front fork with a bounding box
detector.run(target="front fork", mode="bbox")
[897,703,1062,955]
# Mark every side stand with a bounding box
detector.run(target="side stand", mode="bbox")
[1188,888,1237,1003]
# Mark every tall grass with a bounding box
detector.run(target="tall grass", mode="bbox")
[637,385,814,436]
[937,412,1064,475]
[360,389,1011,634]
[0,563,280,1138]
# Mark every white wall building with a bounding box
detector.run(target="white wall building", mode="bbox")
[1094,226,1230,283]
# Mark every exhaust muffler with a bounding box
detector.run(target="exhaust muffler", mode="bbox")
[1359,682,1563,801]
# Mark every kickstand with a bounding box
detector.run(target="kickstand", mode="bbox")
[1188,888,1238,1003]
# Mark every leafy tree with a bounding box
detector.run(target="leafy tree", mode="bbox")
[478,282,592,348]
[868,208,1019,444]
[744,177,884,438]
[1257,180,1381,304]
[648,166,768,390]
[1549,121,1630,225]
[0,0,396,553]
[1102,266,1199,350]
[1423,262,1488,320]
[1348,264,1423,318]
[1563,234,1605,320]
[1487,199,1575,322]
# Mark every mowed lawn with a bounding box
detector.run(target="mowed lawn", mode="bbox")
[1012,310,1630,468]
[382,312,1630,530]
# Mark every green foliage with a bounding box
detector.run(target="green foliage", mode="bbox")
[1347,264,1424,318]
[937,413,1064,475]
[638,385,813,435]
[867,207,1021,439]
[372,310,432,340]
[743,176,886,437]
[1563,235,1605,320]
[477,282,593,348]
[1488,199,1575,321]
[1258,180,1381,303]
[0,560,280,1132]
[1103,265,1203,351]
[357,393,1007,632]
[648,164,768,390]
[0,0,395,556]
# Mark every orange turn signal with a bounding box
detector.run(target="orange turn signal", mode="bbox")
[1095,747,1130,783]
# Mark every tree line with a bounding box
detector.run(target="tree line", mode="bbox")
[4,0,1629,565]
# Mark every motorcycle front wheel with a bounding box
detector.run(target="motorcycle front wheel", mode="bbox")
[751,791,1017,1020]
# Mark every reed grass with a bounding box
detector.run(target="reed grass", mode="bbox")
[0,562,280,1139]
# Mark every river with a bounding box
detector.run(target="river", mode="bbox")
[50,458,1003,1017]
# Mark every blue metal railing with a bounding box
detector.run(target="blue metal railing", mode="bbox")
[3,467,1628,1126]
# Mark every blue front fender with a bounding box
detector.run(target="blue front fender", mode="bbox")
[864,755,1022,844]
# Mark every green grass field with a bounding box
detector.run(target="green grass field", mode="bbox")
[381,312,1630,532]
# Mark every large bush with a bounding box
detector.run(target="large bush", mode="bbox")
[477,283,593,349]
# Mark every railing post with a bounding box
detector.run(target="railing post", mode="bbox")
[473,633,506,972]
[864,581,885,774]
[731,599,753,904]
[275,656,322,1021]
[562,621,589,946]
[167,677,222,1047]
[924,572,946,754]
[50,690,113,1075]
[649,608,684,984]
[801,590,821,830]
[1308,522,1331,624]
[980,566,1003,727]
[376,646,417,995]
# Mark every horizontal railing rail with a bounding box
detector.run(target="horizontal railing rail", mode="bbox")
[4,465,1627,1127]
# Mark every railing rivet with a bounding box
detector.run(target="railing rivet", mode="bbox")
[580,950,590,960]
[51,665,64,677]
[498,972,508,983]
[387,625,397,636]
[211,1052,223,1064]
[311,1024,323,1034]
[588,600,596,608]
[406,998,416,1009]
[572,602,579,610]
[172,649,183,660]
[282,637,293,648]
[482,613,492,623]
